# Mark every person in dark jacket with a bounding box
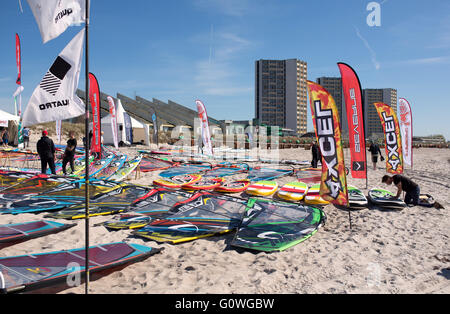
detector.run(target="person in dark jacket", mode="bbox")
[368,141,384,170]
[37,130,56,175]
[62,131,77,175]
[311,140,321,168]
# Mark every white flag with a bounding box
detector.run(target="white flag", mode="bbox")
[107,96,119,149]
[26,0,87,44]
[22,29,85,127]
[398,98,413,167]
[195,100,214,156]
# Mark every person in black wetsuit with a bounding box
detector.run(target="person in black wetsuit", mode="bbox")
[62,131,77,175]
[368,141,384,170]
[311,140,321,168]
[37,130,56,175]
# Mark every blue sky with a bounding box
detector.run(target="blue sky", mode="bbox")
[0,0,449,139]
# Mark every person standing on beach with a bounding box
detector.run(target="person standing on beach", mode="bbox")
[62,131,77,175]
[37,130,56,175]
[311,140,321,168]
[23,127,30,148]
[2,129,9,148]
[368,141,384,170]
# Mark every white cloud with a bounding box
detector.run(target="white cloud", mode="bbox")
[193,0,249,17]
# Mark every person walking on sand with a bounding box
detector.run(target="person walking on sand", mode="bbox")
[368,141,384,170]
[311,140,321,168]
[1,129,9,148]
[382,174,444,208]
[62,131,77,175]
[37,130,56,175]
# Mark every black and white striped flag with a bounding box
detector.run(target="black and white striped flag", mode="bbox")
[22,29,85,127]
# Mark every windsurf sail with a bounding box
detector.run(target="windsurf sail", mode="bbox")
[247,167,292,182]
[108,155,142,182]
[231,198,326,252]
[295,168,322,184]
[0,242,161,294]
[133,192,248,244]
[45,184,150,220]
[102,188,193,230]
[0,220,75,247]
[1,179,120,215]
[0,171,37,190]
[196,100,213,156]
[94,154,127,180]
[159,164,212,178]
[374,102,403,174]
[139,156,175,172]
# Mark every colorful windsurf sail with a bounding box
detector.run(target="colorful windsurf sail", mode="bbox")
[45,184,150,220]
[133,192,247,244]
[247,167,292,182]
[0,242,161,294]
[0,220,75,247]
[231,198,326,252]
[102,188,193,230]
[398,98,413,167]
[139,156,175,173]
[337,63,367,179]
[374,102,403,174]
[307,80,348,206]
[159,164,211,178]
[89,72,101,156]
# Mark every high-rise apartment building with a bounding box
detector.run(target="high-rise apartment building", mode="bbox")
[363,88,397,139]
[316,77,347,134]
[255,59,308,135]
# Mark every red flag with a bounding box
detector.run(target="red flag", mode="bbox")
[374,102,403,174]
[307,80,348,206]
[337,63,367,179]
[89,72,101,156]
[15,33,21,85]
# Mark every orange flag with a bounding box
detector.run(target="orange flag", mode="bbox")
[307,81,348,206]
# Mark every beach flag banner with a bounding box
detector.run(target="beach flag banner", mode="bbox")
[15,33,21,85]
[89,72,101,155]
[374,102,403,174]
[307,80,348,206]
[22,29,85,127]
[195,100,213,156]
[149,107,158,145]
[26,0,87,44]
[124,112,133,144]
[107,96,119,149]
[398,98,413,167]
[337,63,367,179]
[56,119,62,144]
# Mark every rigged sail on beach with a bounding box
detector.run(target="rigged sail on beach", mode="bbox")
[307,80,348,206]
[107,96,119,149]
[374,102,403,174]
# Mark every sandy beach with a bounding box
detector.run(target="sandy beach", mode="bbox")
[1,133,449,294]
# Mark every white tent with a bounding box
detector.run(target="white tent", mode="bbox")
[0,109,20,127]
[90,100,150,146]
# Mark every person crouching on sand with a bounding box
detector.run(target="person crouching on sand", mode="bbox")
[382,174,444,209]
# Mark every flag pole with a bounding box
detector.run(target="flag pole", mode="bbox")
[84,0,90,295]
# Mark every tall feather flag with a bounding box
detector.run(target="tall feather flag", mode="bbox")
[26,0,87,44]
[195,100,214,156]
[307,81,348,206]
[337,63,367,180]
[107,96,119,149]
[56,120,62,144]
[15,33,21,86]
[374,102,403,174]
[89,73,101,155]
[22,29,85,127]
[398,98,413,167]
